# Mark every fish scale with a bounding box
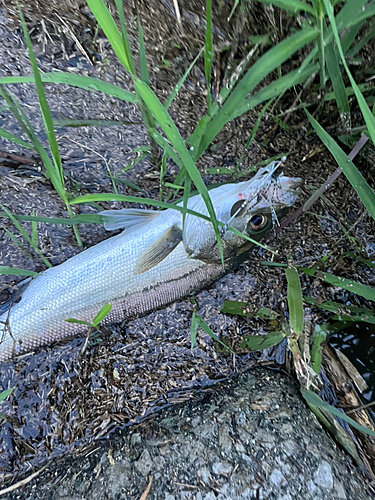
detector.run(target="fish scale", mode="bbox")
[0,165,302,362]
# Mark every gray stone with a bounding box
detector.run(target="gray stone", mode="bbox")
[198,467,211,484]
[282,439,298,456]
[269,468,287,487]
[234,442,245,453]
[134,449,153,476]
[281,424,294,434]
[203,493,217,500]
[212,461,233,476]
[180,491,193,500]
[218,424,232,451]
[314,461,333,489]
[308,479,318,493]
[130,433,142,445]
[191,417,201,427]
[241,453,253,464]
[335,482,347,499]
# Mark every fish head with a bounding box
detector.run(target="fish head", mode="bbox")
[183,164,303,265]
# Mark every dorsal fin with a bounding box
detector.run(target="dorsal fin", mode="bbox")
[134,224,182,275]
[99,208,160,232]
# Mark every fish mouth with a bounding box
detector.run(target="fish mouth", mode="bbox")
[275,176,303,206]
[280,176,304,193]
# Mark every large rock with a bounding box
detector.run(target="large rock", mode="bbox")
[2,369,371,500]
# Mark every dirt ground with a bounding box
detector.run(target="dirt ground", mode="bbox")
[0,0,374,497]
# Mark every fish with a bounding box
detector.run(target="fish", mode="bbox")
[0,161,302,362]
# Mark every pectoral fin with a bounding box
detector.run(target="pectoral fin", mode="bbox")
[99,208,160,232]
[134,224,182,275]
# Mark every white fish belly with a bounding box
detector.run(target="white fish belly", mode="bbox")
[0,210,222,362]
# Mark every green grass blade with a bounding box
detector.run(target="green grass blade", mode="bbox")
[304,400,363,467]
[204,0,213,113]
[114,0,135,74]
[301,389,375,437]
[321,82,373,105]
[305,110,375,220]
[257,0,315,15]
[235,99,274,170]
[322,0,375,147]
[325,42,350,124]
[133,9,156,131]
[320,273,375,302]
[31,219,38,248]
[53,119,139,128]
[186,115,212,157]
[343,252,375,269]
[346,3,375,27]
[346,28,375,59]
[301,268,375,301]
[0,73,137,102]
[208,38,268,119]
[106,175,141,192]
[0,266,40,277]
[228,0,240,21]
[0,86,39,144]
[65,318,92,326]
[92,303,112,326]
[19,9,64,194]
[133,77,224,265]
[340,24,363,55]
[0,387,14,403]
[285,264,304,335]
[229,63,319,122]
[310,323,327,375]
[1,205,52,268]
[221,301,277,319]
[333,0,370,32]
[297,0,369,78]
[150,129,185,170]
[159,152,167,201]
[196,315,234,353]
[1,204,33,246]
[190,309,198,351]
[164,48,204,110]
[66,193,190,210]
[304,296,375,324]
[86,0,132,72]
[0,127,34,150]
[240,331,286,351]
[0,211,102,226]
[137,16,149,85]
[182,174,191,233]
[194,26,319,158]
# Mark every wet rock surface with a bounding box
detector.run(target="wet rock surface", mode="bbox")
[1,370,372,500]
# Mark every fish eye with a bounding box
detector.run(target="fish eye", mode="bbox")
[248,214,268,230]
[230,200,247,217]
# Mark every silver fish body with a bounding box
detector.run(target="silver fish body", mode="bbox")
[0,164,302,362]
